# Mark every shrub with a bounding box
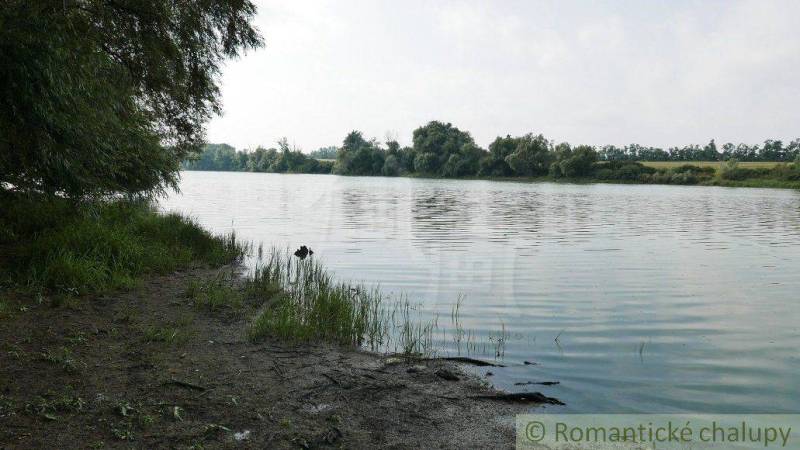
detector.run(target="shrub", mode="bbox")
[552,146,597,178]
[0,195,246,294]
[721,160,762,180]
[595,161,656,181]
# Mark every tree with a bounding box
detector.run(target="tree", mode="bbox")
[0,1,262,197]
[334,131,386,175]
[309,146,339,160]
[411,121,474,175]
[382,154,401,176]
[440,143,485,177]
[702,139,719,161]
[762,140,786,161]
[478,135,515,176]
[413,153,438,174]
[505,134,552,176]
[550,144,597,177]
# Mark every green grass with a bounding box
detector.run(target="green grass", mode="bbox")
[25,390,86,421]
[640,161,781,170]
[0,193,247,296]
[245,249,499,358]
[185,273,244,311]
[710,178,800,189]
[39,347,83,373]
[247,250,384,347]
[142,325,187,344]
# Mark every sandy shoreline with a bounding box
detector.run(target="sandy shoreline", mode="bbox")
[0,266,560,448]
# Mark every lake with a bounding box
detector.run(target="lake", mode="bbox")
[162,171,800,413]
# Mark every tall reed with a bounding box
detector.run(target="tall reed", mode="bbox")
[246,248,513,359]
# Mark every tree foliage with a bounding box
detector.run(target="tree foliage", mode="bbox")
[411,121,475,174]
[0,1,262,197]
[309,146,339,160]
[504,134,552,176]
[323,121,798,184]
[598,139,800,163]
[184,119,799,187]
[183,142,333,174]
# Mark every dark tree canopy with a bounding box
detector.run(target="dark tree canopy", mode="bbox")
[505,134,552,176]
[412,121,475,174]
[0,0,262,197]
[182,142,333,174]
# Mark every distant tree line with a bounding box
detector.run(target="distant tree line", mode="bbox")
[184,121,800,185]
[308,146,338,160]
[331,122,800,181]
[597,139,800,162]
[182,140,333,174]
[331,124,634,179]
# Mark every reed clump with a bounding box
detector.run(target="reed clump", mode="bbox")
[247,250,385,348]
[245,249,508,359]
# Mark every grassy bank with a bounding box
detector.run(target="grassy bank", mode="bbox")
[0,193,483,357]
[0,195,530,447]
[0,193,246,297]
[189,157,800,190]
[640,161,782,170]
[404,169,800,190]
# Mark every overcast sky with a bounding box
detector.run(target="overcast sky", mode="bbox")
[207,0,799,152]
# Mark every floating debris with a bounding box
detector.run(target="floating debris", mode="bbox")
[435,368,460,381]
[293,245,314,259]
[471,392,564,405]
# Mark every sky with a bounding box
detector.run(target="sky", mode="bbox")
[207,0,800,152]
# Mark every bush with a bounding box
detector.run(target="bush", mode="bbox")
[0,195,246,294]
[413,152,439,174]
[645,164,716,184]
[551,146,597,178]
[381,155,401,176]
[478,156,513,177]
[721,160,763,180]
[594,161,656,181]
[674,164,715,175]
[765,162,800,181]
[594,168,614,180]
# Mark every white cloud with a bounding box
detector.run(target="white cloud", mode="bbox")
[207,0,800,152]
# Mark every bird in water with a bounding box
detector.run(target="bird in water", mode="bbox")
[293,245,314,259]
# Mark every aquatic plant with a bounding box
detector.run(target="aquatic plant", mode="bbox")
[246,249,513,359]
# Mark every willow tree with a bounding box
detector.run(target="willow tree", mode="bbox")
[0,1,262,197]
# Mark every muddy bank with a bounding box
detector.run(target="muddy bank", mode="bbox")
[0,267,556,448]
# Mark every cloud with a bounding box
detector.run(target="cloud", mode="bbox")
[207,0,800,152]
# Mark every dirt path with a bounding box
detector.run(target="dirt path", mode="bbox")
[0,267,545,449]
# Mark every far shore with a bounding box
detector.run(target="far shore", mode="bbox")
[182,166,800,190]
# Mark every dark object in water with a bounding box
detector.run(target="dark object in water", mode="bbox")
[435,368,460,381]
[293,245,314,259]
[427,357,505,367]
[523,360,537,365]
[513,381,560,386]
[470,392,564,405]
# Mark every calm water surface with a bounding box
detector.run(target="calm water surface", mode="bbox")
[162,171,800,413]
